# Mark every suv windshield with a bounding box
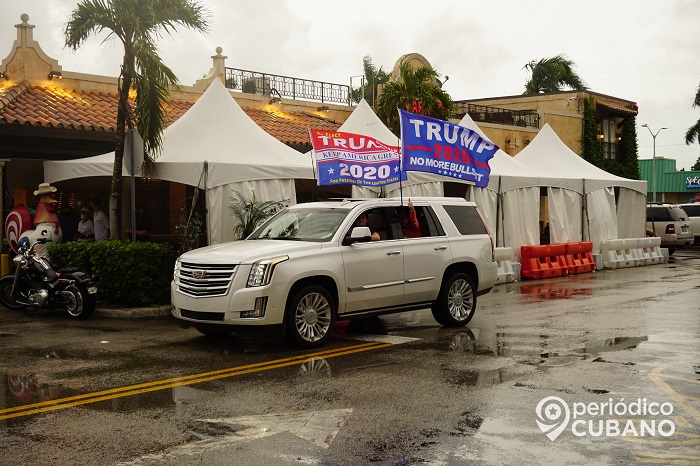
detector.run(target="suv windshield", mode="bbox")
[249,208,348,242]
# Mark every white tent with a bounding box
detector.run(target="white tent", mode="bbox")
[515,123,647,252]
[45,79,315,244]
[457,113,548,256]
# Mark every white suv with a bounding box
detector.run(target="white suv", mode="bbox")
[645,203,694,254]
[171,197,498,348]
[677,203,700,242]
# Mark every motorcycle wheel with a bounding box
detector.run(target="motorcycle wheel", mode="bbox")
[0,275,27,311]
[62,285,96,319]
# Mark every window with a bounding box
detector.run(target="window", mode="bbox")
[602,119,617,160]
[443,205,488,235]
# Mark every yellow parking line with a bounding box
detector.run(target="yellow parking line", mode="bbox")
[0,341,391,421]
[648,359,700,423]
[633,450,700,465]
[659,374,700,386]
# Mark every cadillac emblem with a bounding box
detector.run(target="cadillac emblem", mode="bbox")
[192,270,206,279]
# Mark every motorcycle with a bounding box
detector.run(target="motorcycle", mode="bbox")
[0,238,97,319]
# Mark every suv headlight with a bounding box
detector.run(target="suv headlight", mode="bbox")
[247,256,288,287]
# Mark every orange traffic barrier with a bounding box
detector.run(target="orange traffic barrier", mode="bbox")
[520,244,568,279]
[564,241,595,275]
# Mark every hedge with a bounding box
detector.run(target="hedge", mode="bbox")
[48,240,178,307]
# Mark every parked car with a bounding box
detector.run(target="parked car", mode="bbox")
[677,203,700,241]
[171,197,498,348]
[645,203,694,254]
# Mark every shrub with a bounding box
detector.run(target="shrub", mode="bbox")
[48,241,177,306]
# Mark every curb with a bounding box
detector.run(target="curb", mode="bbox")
[94,305,174,319]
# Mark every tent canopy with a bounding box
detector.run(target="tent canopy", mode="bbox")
[45,78,315,188]
[515,123,647,195]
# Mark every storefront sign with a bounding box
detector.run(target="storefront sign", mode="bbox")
[686,176,700,189]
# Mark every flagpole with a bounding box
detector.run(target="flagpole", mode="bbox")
[397,109,404,207]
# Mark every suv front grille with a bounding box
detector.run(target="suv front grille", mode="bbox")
[180,309,225,321]
[177,262,237,297]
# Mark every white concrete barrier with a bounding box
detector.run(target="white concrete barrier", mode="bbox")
[601,237,664,269]
[494,247,515,284]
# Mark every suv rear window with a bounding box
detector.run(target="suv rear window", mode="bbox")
[443,205,488,235]
[680,205,700,216]
[646,206,672,222]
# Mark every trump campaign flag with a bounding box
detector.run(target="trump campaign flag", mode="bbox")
[309,129,406,187]
[399,110,498,188]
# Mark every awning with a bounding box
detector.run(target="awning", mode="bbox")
[597,101,638,117]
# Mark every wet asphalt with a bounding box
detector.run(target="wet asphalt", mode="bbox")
[0,247,698,465]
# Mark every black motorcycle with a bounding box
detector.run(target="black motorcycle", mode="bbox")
[0,238,97,319]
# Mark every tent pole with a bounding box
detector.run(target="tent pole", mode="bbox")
[204,161,211,245]
[496,178,502,247]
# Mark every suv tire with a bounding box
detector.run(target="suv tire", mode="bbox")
[285,285,336,348]
[432,273,476,327]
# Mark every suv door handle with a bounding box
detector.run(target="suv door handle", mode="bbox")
[386,250,402,256]
[434,246,448,251]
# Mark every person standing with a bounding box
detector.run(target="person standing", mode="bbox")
[89,197,109,242]
[125,202,152,242]
[58,205,78,243]
[76,207,95,242]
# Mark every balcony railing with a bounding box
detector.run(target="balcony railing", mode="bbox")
[224,67,351,105]
[454,102,540,129]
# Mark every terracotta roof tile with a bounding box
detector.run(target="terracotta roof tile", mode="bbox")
[243,108,340,146]
[0,84,342,147]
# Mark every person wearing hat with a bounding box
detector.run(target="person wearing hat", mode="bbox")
[76,207,95,242]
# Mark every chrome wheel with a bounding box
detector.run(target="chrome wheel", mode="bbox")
[294,292,332,343]
[432,273,476,327]
[62,286,84,317]
[447,278,473,321]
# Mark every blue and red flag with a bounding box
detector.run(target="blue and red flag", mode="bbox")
[399,110,498,188]
[310,129,406,187]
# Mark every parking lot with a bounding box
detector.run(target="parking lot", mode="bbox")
[0,247,698,465]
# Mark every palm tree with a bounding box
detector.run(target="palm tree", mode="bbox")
[685,81,700,146]
[229,191,288,239]
[351,55,389,107]
[375,61,454,136]
[64,0,209,239]
[523,54,587,94]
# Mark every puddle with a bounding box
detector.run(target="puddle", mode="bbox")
[442,366,522,387]
[448,331,648,367]
[519,283,593,301]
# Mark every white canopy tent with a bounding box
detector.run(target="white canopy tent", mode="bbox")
[457,113,552,258]
[45,78,315,244]
[515,123,647,252]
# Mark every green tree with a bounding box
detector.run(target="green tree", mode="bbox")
[523,54,587,94]
[374,61,454,136]
[692,157,700,171]
[64,0,209,239]
[229,191,288,240]
[581,97,604,167]
[685,81,700,145]
[351,55,389,107]
[618,115,640,179]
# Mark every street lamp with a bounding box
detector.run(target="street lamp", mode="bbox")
[641,124,667,203]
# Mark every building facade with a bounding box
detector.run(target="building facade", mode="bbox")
[640,158,700,204]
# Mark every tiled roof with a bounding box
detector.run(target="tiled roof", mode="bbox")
[0,83,340,146]
[243,108,340,146]
[0,82,191,131]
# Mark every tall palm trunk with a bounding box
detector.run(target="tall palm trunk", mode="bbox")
[110,55,134,239]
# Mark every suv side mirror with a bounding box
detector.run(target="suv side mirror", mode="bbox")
[343,226,372,245]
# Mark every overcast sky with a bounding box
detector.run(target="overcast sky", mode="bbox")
[2,0,699,170]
